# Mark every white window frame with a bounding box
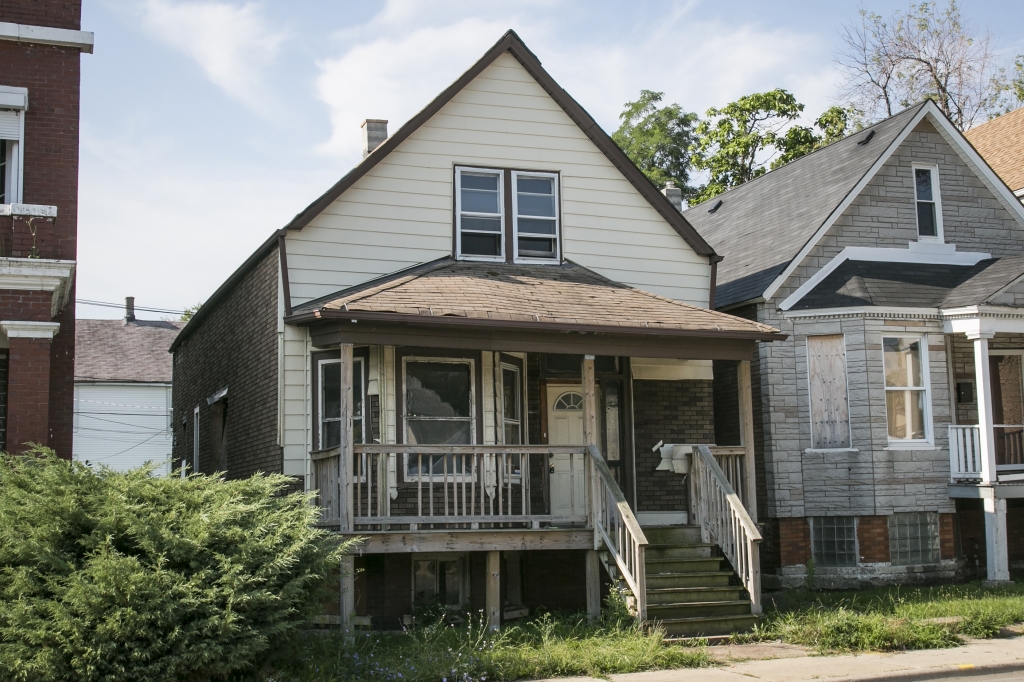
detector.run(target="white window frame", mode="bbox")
[402,356,476,480]
[882,334,933,448]
[317,356,365,450]
[455,166,505,262]
[511,170,560,263]
[911,164,943,242]
[500,362,522,445]
[192,405,200,474]
[0,85,27,205]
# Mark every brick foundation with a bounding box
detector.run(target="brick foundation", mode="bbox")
[857,516,891,563]
[939,513,956,561]
[779,517,811,567]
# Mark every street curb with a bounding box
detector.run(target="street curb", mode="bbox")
[839,660,1024,681]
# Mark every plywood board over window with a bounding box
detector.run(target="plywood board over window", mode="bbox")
[807,335,851,449]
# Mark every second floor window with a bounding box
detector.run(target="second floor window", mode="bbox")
[914,166,940,239]
[455,166,560,263]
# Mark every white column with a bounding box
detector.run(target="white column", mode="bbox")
[984,496,1011,583]
[738,360,758,523]
[969,332,997,484]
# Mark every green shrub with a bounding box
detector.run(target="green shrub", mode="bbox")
[0,449,350,682]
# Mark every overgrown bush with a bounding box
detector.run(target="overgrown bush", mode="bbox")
[0,448,350,682]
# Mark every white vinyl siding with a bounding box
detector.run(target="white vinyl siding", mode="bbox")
[71,383,173,475]
[807,335,851,449]
[285,52,710,307]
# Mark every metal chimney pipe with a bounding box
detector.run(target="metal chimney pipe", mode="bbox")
[125,296,136,323]
[361,119,388,158]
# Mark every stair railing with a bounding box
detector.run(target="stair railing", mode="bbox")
[690,444,762,615]
[588,444,648,621]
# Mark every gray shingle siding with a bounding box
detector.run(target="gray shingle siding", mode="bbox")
[172,248,282,481]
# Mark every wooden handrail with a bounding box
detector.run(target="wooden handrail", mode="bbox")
[691,444,762,615]
[588,444,648,621]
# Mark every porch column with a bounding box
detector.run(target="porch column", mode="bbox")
[582,355,601,622]
[486,550,501,630]
[339,344,355,627]
[969,332,1011,583]
[738,360,758,523]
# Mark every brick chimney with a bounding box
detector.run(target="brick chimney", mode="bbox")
[124,296,135,323]
[361,119,388,158]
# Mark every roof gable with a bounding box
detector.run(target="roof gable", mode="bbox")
[283,30,713,258]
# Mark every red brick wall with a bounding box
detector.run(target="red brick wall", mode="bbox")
[0,0,81,30]
[779,517,811,566]
[857,516,891,563]
[0,5,83,459]
[939,513,956,561]
[6,337,53,452]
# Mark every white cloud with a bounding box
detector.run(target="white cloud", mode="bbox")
[138,0,286,114]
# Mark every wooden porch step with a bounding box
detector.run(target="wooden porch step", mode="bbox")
[645,556,725,574]
[645,543,715,559]
[647,599,752,621]
[642,525,703,545]
[645,570,734,589]
[646,585,745,604]
[654,613,759,638]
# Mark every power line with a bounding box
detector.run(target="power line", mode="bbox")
[77,299,185,315]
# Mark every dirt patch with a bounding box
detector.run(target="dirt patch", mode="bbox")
[707,640,813,663]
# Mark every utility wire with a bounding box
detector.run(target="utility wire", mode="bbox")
[77,299,185,315]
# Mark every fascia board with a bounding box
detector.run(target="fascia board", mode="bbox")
[761,104,930,304]
[778,244,992,311]
[941,305,1024,335]
[783,305,940,320]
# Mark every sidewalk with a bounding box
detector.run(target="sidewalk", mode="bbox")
[537,633,1024,682]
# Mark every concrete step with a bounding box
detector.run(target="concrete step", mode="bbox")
[645,571,733,589]
[645,586,745,605]
[642,525,703,545]
[645,543,714,559]
[655,613,759,638]
[645,556,724,574]
[647,599,752,621]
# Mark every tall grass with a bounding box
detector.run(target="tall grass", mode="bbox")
[743,583,1024,653]
[267,600,710,682]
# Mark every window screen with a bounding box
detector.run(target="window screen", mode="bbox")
[807,335,851,449]
[405,360,473,476]
[889,512,940,565]
[811,516,857,567]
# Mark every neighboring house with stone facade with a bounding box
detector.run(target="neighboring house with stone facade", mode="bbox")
[170,31,786,637]
[965,106,1024,202]
[688,100,1024,588]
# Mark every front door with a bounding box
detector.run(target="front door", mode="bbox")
[546,385,587,517]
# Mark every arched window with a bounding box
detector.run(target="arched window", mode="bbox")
[553,391,583,411]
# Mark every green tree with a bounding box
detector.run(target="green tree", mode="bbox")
[690,89,846,204]
[180,302,202,322]
[612,90,698,193]
[0,448,352,682]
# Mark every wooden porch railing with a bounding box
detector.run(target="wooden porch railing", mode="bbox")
[690,444,762,614]
[588,444,648,621]
[709,446,748,510]
[312,444,591,529]
[949,425,983,482]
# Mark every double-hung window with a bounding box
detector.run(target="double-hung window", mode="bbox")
[456,168,504,260]
[883,337,931,444]
[404,358,475,477]
[501,363,522,445]
[318,356,365,449]
[0,86,27,205]
[512,171,559,261]
[913,165,941,240]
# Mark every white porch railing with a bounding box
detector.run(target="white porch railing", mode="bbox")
[588,444,648,621]
[689,444,762,614]
[949,425,983,482]
[709,446,748,510]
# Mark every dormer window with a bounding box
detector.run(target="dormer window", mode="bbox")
[913,165,942,240]
[455,166,560,263]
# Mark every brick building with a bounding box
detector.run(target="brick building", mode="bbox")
[0,1,92,456]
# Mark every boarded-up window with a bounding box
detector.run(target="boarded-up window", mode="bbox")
[807,335,851,449]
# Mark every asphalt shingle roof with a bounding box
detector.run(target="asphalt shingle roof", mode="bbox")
[684,104,926,308]
[791,257,1024,310]
[293,259,779,337]
[75,319,183,383]
[965,106,1024,193]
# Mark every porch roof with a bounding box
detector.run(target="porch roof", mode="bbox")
[287,258,780,339]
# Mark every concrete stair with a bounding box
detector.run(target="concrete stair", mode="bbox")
[641,526,758,637]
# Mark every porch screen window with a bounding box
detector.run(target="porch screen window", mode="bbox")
[405,359,474,476]
[502,364,522,444]
[811,516,857,567]
[889,512,940,565]
[513,172,559,260]
[883,337,929,442]
[319,358,365,449]
[456,168,503,259]
[914,167,939,238]
[807,335,851,449]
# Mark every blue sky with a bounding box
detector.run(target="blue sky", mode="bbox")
[77,0,1024,319]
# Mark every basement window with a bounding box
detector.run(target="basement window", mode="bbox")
[512,171,559,261]
[913,165,942,240]
[811,516,858,567]
[413,555,467,607]
[889,512,940,565]
[456,167,504,260]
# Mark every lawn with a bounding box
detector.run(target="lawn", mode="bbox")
[739,581,1024,653]
[263,601,711,682]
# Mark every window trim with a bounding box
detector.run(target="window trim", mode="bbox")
[316,355,366,452]
[882,334,933,447]
[511,170,561,263]
[500,360,523,445]
[912,164,943,242]
[401,355,477,480]
[455,165,505,262]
